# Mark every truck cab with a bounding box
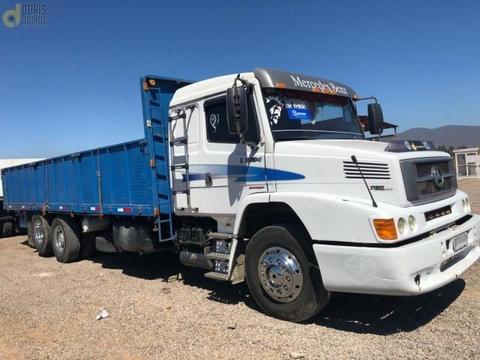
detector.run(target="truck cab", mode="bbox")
[167,68,480,321]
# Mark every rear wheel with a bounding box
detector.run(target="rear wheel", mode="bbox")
[2,221,14,237]
[51,217,81,263]
[245,224,330,322]
[27,219,35,247]
[31,215,52,256]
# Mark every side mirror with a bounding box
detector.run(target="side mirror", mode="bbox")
[226,84,249,137]
[367,103,384,135]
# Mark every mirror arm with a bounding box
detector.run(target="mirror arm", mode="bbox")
[354,96,378,104]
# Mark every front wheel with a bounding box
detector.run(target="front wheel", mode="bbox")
[245,224,330,322]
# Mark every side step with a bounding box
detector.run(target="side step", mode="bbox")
[203,232,235,282]
[204,272,229,281]
[206,252,230,261]
[207,232,234,240]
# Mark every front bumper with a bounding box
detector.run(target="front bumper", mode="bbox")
[314,214,480,295]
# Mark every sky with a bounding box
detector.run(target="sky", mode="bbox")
[0,0,479,158]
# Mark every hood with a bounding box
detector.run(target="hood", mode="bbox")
[273,139,451,207]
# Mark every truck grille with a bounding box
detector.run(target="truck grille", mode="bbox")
[400,157,457,204]
[343,161,390,179]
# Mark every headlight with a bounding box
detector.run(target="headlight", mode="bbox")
[398,218,407,235]
[408,215,417,232]
[463,198,471,213]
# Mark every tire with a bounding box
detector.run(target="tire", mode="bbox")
[245,224,330,322]
[27,219,35,247]
[31,215,52,256]
[51,217,81,263]
[2,221,14,237]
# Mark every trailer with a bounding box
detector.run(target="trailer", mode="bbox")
[2,69,480,322]
[0,158,42,237]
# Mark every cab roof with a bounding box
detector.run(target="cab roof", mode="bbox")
[254,68,358,98]
[170,68,358,106]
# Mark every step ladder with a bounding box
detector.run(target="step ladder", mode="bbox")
[141,77,177,242]
[169,107,198,213]
[204,232,235,281]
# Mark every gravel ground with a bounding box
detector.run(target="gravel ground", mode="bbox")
[0,180,479,360]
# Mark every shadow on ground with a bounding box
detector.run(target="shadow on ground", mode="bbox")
[93,247,466,335]
[90,251,181,281]
[19,238,466,335]
[311,279,465,335]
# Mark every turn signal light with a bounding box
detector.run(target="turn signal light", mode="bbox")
[373,218,398,240]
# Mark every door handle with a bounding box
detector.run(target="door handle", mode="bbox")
[240,156,262,164]
[205,173,213,187]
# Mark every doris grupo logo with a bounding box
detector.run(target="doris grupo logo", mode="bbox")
[2,3,47,28]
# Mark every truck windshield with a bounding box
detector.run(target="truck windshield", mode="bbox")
[263,89,364,141]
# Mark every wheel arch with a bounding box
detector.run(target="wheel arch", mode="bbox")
[235,199,311,243]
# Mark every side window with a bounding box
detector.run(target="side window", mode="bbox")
[204,95,260,144]
[204,96,238,143]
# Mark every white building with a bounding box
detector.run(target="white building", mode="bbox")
[453,148,480,178]
[0,159,42,197]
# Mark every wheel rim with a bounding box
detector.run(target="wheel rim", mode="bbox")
[258,246,303,303]
[33,220,44,246]
[53,225,65,254]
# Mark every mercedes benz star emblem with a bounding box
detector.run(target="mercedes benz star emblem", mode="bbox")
[431,165,445,189]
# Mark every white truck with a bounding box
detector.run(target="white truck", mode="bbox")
[2,69,479,322]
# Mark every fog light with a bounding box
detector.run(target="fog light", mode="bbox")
[462,198,470,212]
[408,215,417,232]
[398,218,407,235]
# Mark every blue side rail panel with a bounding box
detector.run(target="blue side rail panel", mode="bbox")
[1,75,191,232]
[2,139,156,217]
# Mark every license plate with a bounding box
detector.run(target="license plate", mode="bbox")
[453,232,468,252]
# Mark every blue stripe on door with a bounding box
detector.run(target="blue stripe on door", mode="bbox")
[182,165,304,183]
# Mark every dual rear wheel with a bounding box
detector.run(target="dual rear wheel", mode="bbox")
[30,215,94,262]
[0,221,14,238]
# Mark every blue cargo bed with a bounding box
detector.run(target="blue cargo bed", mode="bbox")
[2,139,159,217]
[1,76,190,236]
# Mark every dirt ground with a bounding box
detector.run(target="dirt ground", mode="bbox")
[0,180,479,360]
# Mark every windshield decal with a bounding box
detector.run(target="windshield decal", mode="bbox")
[266,96,284,126]
[286,101,311,121]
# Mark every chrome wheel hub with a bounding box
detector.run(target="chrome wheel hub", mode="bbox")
[33,220,44,246]
[258,246,303,303]
[53,226,65,254]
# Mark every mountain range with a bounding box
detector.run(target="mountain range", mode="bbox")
[394,125,480,148]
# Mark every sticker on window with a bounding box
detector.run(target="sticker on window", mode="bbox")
[286,101,311,121]
[209,113,220,132]
[266,96,284,125]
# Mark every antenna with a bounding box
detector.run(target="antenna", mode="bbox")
[351,155,378,208]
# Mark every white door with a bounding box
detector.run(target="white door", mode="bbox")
[187,92,267,217]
